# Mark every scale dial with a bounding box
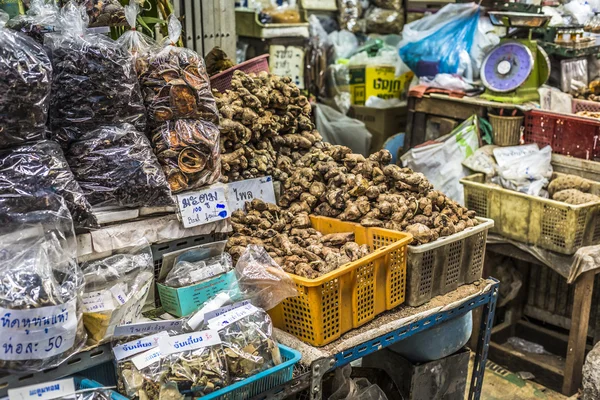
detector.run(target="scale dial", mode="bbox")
[481,41,534,93]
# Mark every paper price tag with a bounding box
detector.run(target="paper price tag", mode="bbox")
[177,185,229,228]
[131,347,162,370]
[227,176,276,212]
[207,304,259,330]
[113,332,168,361]
[82,291,114,313]
[269,45,305,89]
[159,330,221,356]
[110,283,129,306]
[203,300,251,323]
[113,319,184,337]
[8,378,76,400]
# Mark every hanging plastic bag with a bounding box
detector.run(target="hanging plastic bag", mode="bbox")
[80,242,154,344]
[0,12,51,148]
[234,245,298,311]
[115,1,157,76]
[365,7,404,34]
[159,330,229,397]
[45,3,146,147]
[58,0,126,27]
[207,304,281,382]
[6,0,59,43]
[399,3,480,76]
[0,193,86,372]
[338,0,363,33]
[315,104,372,156]
[66,124,174,208]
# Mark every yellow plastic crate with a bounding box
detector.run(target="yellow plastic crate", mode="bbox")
[269,216,411,347]
[461,173,600,255]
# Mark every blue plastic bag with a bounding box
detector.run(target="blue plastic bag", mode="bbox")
[399,5,480,77]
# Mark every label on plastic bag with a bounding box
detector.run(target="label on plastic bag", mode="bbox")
[203,300,251,323]
[177,185,229,228]
[158,330,221,356]
[131,347,162,370]
[226,176,276,212]
[493,144,539,167]
[8,378,76,400]
[0,299,78,361]
[207,304,259,330]
[82,290,114,313]
[110,283,129,305]
[113,331,169,361]
[113,319,184,337]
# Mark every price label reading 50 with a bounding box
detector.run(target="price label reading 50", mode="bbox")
[177,185,230,228]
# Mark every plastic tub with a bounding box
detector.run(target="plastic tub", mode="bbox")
[210,54,270,93]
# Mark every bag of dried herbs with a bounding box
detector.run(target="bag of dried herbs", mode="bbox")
[0,140,98,229]
[159,330,229,397]
[115,1,157,76]
[207,304,281,382]
[6,0,59,44]
[58,0,126,27]
[80,241,154,344]
[0,193,87,372]
[45,3,146,147]
[65,124,174,208]
[164,241,233,288]
[140,15,219,126]
[0,11,52,149]
[151,119,221,193]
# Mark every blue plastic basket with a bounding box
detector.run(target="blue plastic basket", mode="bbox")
[74,377,129,400]
[202,344,301,400]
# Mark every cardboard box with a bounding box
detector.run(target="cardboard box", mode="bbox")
[348,104,408,154]
[349,65,413,105]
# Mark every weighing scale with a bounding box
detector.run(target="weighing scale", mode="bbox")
[480,11,552,103]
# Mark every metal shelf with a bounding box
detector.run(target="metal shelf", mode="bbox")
[258,278,500,400]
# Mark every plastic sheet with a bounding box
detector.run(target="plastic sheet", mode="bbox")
[0,140,98,228]
[116,1,157,76]
[45,3,146,147]
[365,7,404,34]
[139,15,219,126]
[66,124,174,208]
[59,0,126,27]
[6,0,59,43]
[330,365,389,400]
[235,245,298,311]
[0,193,86,372]
[150,119,221,193]
[165,248,233,288]
[80,242,154,344]
[0,15,51,148]
[209,305,281,382]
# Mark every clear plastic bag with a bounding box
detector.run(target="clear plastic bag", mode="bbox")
[139,15,219,126]
[208,305,281,382]
[54,387,117,400]
[235,245,298,311]
[0,140,98,228]
[372,0,402,11]
[161,331,229,397]
[150,119,221,193]
[399,4,480,76]
[59,0,126,27]
[365,7,404,34]
[338,0,363,33]
[6,0,59,44]
[165,248,233,288]
[45,3,146,147]
[116,346,167,399]
[0,193,86,372]
[330,365,389,400]
[115,1,157,76]
[65,124,174,208]
[0,15,51,148]
[80,242,154,344]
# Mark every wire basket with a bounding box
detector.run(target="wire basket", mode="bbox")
[210,54,270,93]
[488,114,524,146]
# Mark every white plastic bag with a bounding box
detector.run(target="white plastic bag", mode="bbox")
[330,365,389,400]
[401,116,480,204]
[493,145,553,197]
[329,30,359,60]
[470,16,500,79]
[315,103,372,156]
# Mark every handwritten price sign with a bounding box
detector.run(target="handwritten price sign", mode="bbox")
[176,185,230,228]
[227,176,276,212]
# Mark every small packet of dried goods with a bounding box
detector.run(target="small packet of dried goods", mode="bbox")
[66,124,174,208]
[58,0,126,27]
[45,3,146,147]
[0,140,98,229]
[150,119,221,193]
[81,241,154,344]
[0,193,87,372]
[0,13,51,148]
[208,304,281,382]
[116,1,157,76]
[118,345,168,399]
[159,330,229,397]
[164,242,233,288]
[6,0,59,44]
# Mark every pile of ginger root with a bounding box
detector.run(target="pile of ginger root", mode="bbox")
[277,143,480,245]
[214,70,321,183]
[227,199,370,279]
